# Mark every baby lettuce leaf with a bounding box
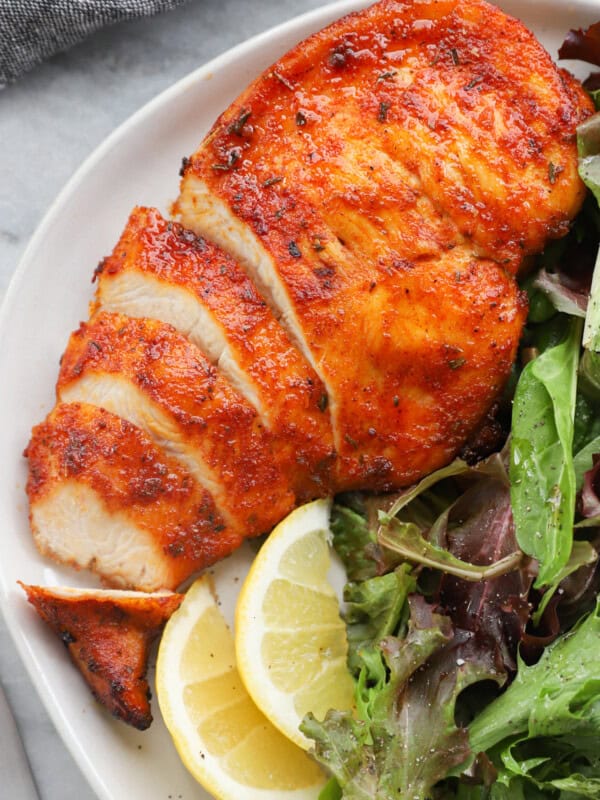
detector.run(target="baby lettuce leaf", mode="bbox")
[531,540,598,625]
[343,565,416,675]
[437,478,533,673]
[579,243,600,413]
[572,394,600,485]
[384,459,470,520]
[578,114,600,222]
[559,22,600,66]
[318,779,343,800]
[377,454,523,585]
[377,454,522,581]
[377,516,522,582]
[302,598,504,800]
[468,598,600,759]
[510,318,582,587]
[330,504,380,582]
[531,269,587,318]
[331,500,407,581]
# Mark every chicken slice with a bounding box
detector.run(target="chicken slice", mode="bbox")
[56,312,295,536]
[20,583,183,729]
[93,206,336,499]
[178,0,591,491]
[26,402,240,590]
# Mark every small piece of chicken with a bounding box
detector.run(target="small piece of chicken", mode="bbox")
[178,0,592,490]
[20,583,183,730]
[93,206,336,499]
[26,402,242,590]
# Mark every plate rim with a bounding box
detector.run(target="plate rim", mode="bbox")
[2,0,600,797]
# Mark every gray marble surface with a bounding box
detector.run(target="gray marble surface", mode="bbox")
[0,1,322,798]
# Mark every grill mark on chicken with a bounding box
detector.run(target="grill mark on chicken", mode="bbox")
[179,0,591,490]
[26,403,240,590]
[57,313,296,537]
[93,207,336,499]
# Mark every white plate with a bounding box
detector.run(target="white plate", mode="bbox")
[1,1,599,798]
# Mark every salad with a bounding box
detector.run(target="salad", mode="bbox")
[297,23,600,800]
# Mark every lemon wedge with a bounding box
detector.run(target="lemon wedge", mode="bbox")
[235,498,354,749]
[156,575,325,799]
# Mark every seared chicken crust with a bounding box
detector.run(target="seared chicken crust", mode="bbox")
[25,0,592,597]
[20,584,183,729]
[94,207,336,499]
[57,312,296,537]
[26,403,241,590]
[179,0,591,488]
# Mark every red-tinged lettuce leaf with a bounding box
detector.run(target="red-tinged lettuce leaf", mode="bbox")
[559,22,600,66]
[531,269,588,318]
[302,598,505,800]
[367,451,533,674]
[438,479,534,673]
[580,453,600,517]
[377,453,523,583]
[378,515,522,583]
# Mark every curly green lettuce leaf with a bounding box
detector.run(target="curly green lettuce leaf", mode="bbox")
[330,504,380,582]
[510,317,582,587]
[303,598,504,800]
[486,735,600,799]
[343,564,416,675]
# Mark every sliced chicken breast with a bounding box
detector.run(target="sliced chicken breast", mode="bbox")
[25,0,592,596]
[93,206,336,498]
[57,312,296,537]
[20,583,183,729]
[178,0,591,490]
[26,402,241,590]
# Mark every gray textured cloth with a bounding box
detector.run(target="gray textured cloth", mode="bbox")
[0,0,188,85]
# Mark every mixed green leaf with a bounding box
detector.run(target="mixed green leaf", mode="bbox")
[509,317,581,588]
